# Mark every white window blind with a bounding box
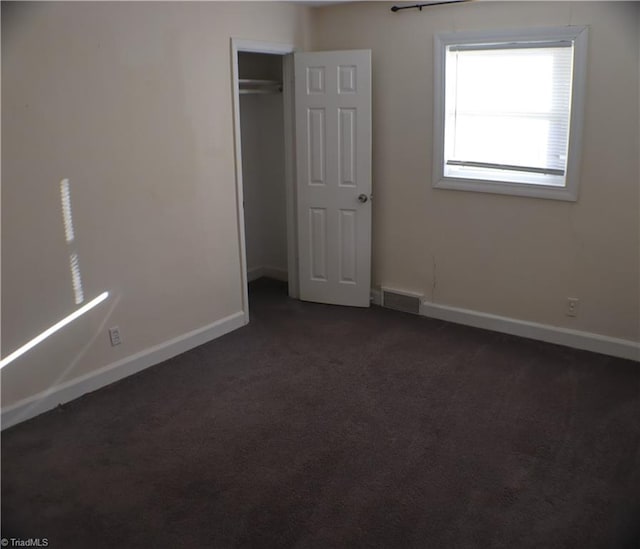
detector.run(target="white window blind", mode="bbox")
[444,41,574,186]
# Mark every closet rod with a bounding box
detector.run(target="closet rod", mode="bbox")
[238,78,283,94]
[239,79,281,86]
[391,0,469,13]
[239,89,282,95]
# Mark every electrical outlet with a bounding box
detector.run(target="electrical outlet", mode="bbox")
[566,298,579,317]
[109,326,122,346]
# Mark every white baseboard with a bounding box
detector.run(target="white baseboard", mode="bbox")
[370,288,382,306]
[247,266,288,282]
[247,267,263,282]
[247,266,264,282]
[5,292,636,431]
[420,300,639,362]
[263,266,288,282]
[1,311,247,430]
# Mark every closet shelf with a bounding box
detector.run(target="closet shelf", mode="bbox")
[239,78,282,94]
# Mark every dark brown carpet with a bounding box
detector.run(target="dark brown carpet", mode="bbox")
[2,278,640,548]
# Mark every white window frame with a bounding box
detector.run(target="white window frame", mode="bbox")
[433,26,588,201]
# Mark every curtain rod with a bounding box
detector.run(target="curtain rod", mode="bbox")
[391,1,469,13]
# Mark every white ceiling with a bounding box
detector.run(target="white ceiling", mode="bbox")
[293,1,353,7]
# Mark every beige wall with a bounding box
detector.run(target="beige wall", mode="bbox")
[1,2,310,407]
[312,1,640,342]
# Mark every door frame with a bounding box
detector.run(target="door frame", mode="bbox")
[231,38,299,324]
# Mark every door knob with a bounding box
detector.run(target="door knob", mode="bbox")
[357,194,369,203]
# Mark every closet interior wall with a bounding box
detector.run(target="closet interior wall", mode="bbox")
[239,53,288,283]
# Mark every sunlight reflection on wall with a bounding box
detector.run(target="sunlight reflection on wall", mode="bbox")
[0,179,110,369]
[60,178,84,304]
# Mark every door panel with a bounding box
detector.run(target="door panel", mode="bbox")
[309,208,328,281]
[307,109,326,185]
[338,209,357,284]
[295,50,371,307]
[339,108,356,187]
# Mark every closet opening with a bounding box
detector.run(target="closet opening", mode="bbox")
[231,40,297,322]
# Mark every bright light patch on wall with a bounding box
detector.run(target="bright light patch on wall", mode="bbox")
[60,179,75,243]
[0,292,109,369]
[69,253,85,305]
[60,178,85,304]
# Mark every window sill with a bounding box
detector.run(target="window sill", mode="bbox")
[433,176,578,202]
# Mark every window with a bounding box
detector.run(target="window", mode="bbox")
[433,26,588,201]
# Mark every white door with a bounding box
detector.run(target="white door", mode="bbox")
[294,50,372,307]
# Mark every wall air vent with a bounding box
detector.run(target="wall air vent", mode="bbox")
[381,288,422,315]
